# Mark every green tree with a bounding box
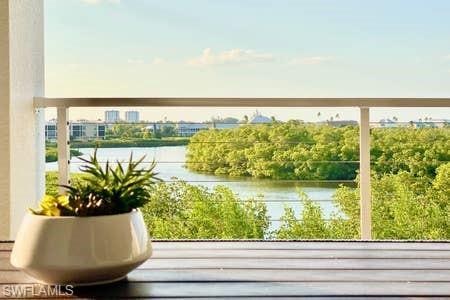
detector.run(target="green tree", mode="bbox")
[275,164,450,240]
[160,125,177,137]
[141,181,270,239]
[187,124,449,181]
[107,124,149,139]
[276,191,330,239]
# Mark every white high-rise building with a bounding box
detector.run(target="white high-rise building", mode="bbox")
[105,110,120,123]
[125,111,140,123]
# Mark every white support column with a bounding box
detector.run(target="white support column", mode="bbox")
[359,107,372,240]
[57,107,70,194]
[0,0,44,239]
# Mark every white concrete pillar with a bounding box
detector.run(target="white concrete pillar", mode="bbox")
[0,0,45,239]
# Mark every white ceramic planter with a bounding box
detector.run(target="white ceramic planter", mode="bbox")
[11,210,152,286]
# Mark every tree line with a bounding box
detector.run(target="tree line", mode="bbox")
[186,122,449,180]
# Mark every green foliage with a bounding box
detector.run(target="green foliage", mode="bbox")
[141,181,270,239]
[187,122,359,180]
[371,127,450,178]
[106,123,178,140]
[187,123,449,180]
[158,125,177,138]
[276,191,330,239]
[45,172,86,197]
[106,124,150,139]
[276,164,450,240]
[45,147,82,163]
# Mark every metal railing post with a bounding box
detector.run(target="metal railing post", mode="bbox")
[359,107,372,239]
[57,107,70,194]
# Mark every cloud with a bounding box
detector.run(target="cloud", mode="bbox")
[289,56,333,65]
[444,54,450,60]
[187,48,274,66]
[80,0,120,5]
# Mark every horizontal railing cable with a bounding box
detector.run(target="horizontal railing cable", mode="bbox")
[147,179,355,183]
[45,121,450,125]
[55,121,450,123]
[68,160,362,164]
[66,139,449,146]
[67,160,450,164]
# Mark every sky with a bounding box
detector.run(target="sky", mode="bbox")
[45,0,450,122]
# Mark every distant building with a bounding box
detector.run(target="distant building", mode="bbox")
[45,120,106,141]
[176,123,208,137]
[411,118,449,128]
[249,111,272,124]
[70,120,106,141]
[125,111,139,123]
[105,110,120,123]
[45,120,57,141]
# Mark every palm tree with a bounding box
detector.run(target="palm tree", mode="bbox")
[335,113,340,119]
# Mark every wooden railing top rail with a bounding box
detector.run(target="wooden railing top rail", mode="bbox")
[34,97,450,108]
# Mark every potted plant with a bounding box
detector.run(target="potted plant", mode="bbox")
[11,150,159,285]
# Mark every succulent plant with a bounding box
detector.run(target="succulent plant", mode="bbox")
[29,195,73,216]
[32,149,160,216]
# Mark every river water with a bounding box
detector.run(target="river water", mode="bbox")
[46,146,345,228]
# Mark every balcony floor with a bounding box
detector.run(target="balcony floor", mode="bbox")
[1,241,450,298]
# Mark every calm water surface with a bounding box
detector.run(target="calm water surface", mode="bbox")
[46,146,348,228]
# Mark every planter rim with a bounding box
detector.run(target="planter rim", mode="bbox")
[26,208,140,219]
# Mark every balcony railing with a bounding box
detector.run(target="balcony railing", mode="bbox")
[34,97,450,240]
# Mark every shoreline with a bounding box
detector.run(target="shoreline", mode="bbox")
[47,137,190,149]
[73,138,190,148]
[45,138,189,162]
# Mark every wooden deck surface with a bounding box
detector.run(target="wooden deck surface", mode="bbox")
[1,241,450,298]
